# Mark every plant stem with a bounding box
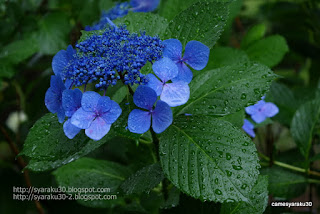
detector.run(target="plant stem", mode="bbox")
[0,125,45,214]
[139,138,151,144]
[150,129,160,162]
[259,152,320,178]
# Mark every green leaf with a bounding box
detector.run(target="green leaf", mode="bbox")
[164,1,229,48]
[291,98,320,159]
[111,85,129,104]
[0,37,39,64]
[204,47,250,70]
[241,24,266,49]
[114,12,169,38]
[160,186,180,209]
[218,110,245,129]
[0,63,15,79]
[174,62,277,116]
[21,101,140,171]
[121,163,165,195]
[220,175,268,214]
[310,153,320,162]
[20,114,112,171]
[159,115,260,202]
[53,157,129,208]
[245,35,289,68]
[34,12,70,55]
[270,82,299,126]
[158,0,198,21]
[260,167,307,199]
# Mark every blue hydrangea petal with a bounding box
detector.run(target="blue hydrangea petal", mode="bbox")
[152,100,173,133]
[146,74,163,96]
[64,79,73,89]
[162,39,182,62]
[183,40,210,70]
[45,75,66,115]
[245,105,258,115]
[128,109,151,134]
[133,86,157,110]
[256,100,266,108]
[242,119,255,138]
[52,50,68,76]
[160,82,190,107]
[172,62,193,83]
[63,119,81,139]
[96,96,112,114]
[71,108,95,129]
[62,89,82,117]
[251,112,267,124]
[66,45,76,60]
[85,117,111,141]
[100,100,122,124]
[57,107,65,123]
[152,57,178,82]
[130,0,160,12]
[50,75,65,91]
[81,91,101,112]
[262,102,279,117]
[45,87,60,114]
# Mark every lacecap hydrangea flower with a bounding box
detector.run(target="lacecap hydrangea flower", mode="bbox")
[128,86,172,134]
[162,39,210,83]
[45,12,210,140]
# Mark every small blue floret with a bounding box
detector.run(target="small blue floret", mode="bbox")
[128,86,173,134]
[146,57,190,107]
[162,39,210,83]
[245,99,279,123]
[71,91,122,140]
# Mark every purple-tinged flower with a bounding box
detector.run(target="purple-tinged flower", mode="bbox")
[130,0,160,12]
[245,100,279,123]
[45,75,67,123]
[52,45,76,78]
[128,86,172,134]
[242,119,255,138]
[162,39,210,83]
[62,89,82,139]
[71,91,122,141]
[146,57,190,107]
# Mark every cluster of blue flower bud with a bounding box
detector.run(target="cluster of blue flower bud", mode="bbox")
[63,25,164,90]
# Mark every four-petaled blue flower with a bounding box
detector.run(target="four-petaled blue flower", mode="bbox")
[146,57,190,107]
[45,75,67,123]
[128,86,172,134]
[245,100,279,123]
[162,39,210,83]
[71,91,122,141]
[242,119,255,138]
[62,89,82,139]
